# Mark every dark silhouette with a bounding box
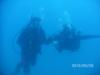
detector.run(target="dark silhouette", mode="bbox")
[13,17,47,75]
[49,24,100,52]
[0,0,4,75]
[0,70,3,75]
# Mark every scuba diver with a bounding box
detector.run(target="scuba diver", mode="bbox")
[49,24,100,52]
[13,17,47,75]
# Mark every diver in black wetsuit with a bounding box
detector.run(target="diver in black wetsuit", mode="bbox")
[49,24,100,52]
[13,17,47,75]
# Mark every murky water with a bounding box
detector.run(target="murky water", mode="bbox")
[1,0,100,75]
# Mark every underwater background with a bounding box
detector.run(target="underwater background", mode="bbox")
[1,0,100,75]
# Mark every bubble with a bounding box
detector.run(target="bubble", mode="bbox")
[38,7,46,20]
[53,41,58,45]
[56,18,64,31]
[63,10,72,25]
[39,7,45,12]
[64,11,70,16]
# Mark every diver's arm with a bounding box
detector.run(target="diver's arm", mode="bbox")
[45,36,55,45]
[80,35,100,40]
[17,32,23,45]
[40,28,51,45]
[45,34,59,45]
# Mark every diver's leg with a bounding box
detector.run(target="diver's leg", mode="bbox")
[23,62,30,75]
[22,55,37,75]
[22,54,31,75]
[31,54,37,66]
[12,62,22,75]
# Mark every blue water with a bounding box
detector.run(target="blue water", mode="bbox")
[1,0,100,75]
